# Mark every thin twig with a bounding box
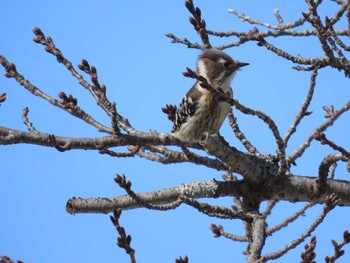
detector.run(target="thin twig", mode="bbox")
[317,153,349,194]
[260,193,341,262]
[185,0,211,48]
[0,55,112,134]
[175,255,189,263]
[22,107,38,133]
[284,68,318,150]
[110,209,136,263]
[228,111,260,155]
[314,132,350,158]
[181,196,253,221]
[262,200,278,218]
[325,230,350,262]
[288,100,350,165]
[300,236,317,263]
[266,202,316,236]
[115,174,183,211]
[210,223,248,242]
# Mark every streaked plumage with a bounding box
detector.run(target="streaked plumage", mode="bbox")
[172,49,248,143]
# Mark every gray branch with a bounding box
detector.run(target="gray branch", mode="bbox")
[66,176,350,214]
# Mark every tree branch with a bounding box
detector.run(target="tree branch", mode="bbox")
[66,177,350,214]
[288,100,350,165]
[260,193,341,262]
[247,214,267,262]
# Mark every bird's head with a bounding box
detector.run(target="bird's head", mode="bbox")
[196,48,249,86]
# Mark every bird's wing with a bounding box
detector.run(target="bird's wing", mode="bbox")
[172,82,202,133]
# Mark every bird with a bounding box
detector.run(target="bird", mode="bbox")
[171,48,248,143]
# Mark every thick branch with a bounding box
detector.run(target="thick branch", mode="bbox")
[66,176,350,214]
[199,132,276,183]
[0,126,172,149]
[247,215,267,262]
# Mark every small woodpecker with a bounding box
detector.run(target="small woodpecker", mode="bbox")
[172,48,248,143]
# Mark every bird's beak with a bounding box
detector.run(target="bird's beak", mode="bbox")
[238,62,249,68]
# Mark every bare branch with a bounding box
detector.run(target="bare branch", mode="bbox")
[228,7,308,31]
[261,200,278,218]
[0,55,112,134]
[260,193,341,262]
[66,180,242,214]
[317,153,349,194]
[98,145,141,158]
[266,202,316,236]
[207,28,349,41]
[110,209,136,263]
[161,104,177,122]
[199,132,272,183]
[300,236,317,263]
[314,132,350,158]
[247,214,267,262]
[232,99,287,175]
[210,224,248,242]
[115,173,183,211]
[136,145,228,171]
[165,33,203,49]
[0,256,24,263]
[0,92,6,105]
[181,196,252,221]
[228,111,260,156]
[185,0,211,48]
[175,255,189,263]
[67,176,350,215]
[21,107,38,133]
[325,230,350,262]
[284,68,318,149]
[288,100,350,165]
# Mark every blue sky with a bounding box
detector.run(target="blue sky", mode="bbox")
[1,1,349,262]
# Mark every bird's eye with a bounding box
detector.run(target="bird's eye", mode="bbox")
[224,61,231,68]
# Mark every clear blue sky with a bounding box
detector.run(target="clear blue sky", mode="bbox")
[1,1,349,262]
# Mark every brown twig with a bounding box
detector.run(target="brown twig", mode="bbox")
[0,256,24,263]
[175,255,189,263]
[232,99,287,175]
[260,193,341,262]
[32,27,129,134]
[0,54,112,134]
[0,92,6,105]
[22,107,38,133]
[207,28,349,42]
[314,132,350,158]
[284,68,318,150]
[288,100,350,165]
[136,145,228,171]
[161,104,177,122]
[303,2,338,67]
[300,236,317,263]
[47,134,71,152]
[185,0,211,48]
[114,174,183,211]
[261,200,278,218]
[210,223,248,242]
[228,111,260,156]
[165,33,203,49]
[180,195,252,221]
[266,202,316,236]
[325,230,350,262]
[97,145,141,158]
[110,209,136,263]
[228,8,308,31]
[317,153,349,194]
